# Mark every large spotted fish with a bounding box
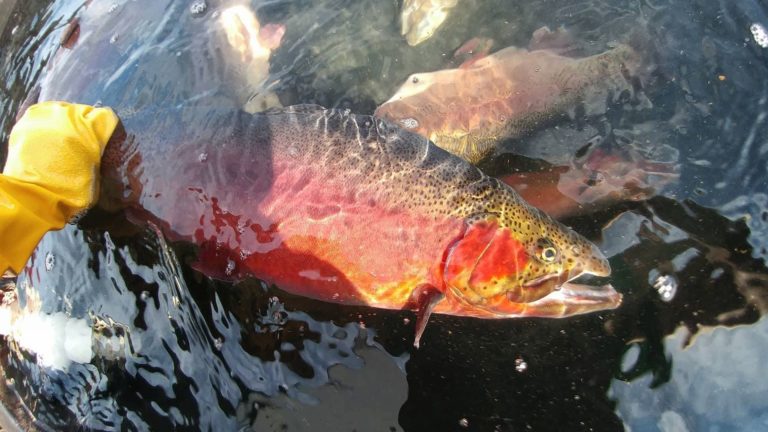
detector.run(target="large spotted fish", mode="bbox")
[102,105,620,346]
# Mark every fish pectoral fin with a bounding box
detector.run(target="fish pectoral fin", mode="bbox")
[454,37,495,69]
[403,283,444,349]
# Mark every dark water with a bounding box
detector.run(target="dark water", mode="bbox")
[1,0,767,431]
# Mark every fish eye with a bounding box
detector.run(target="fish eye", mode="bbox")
[541,247,558,262]
[536,238,559,263]
[399,117,419,129]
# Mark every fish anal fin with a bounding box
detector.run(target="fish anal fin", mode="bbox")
[404,283,445,348]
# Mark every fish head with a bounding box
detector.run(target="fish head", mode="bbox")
[374,74,434,134]
[376,76,494,163]
[443,209,620,318]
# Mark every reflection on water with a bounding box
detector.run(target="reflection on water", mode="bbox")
[0,0,767,430]
[1,225,408,430]
[613,318,768,431]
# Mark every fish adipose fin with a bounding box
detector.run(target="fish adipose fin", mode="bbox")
[404,283,445,348]
[528,26,580,56]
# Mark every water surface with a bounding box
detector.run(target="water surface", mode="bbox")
[1,0,767,431]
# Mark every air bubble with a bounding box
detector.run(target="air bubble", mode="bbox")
[109,34,118,44]
[224,259,236,276]
[198,152,208,162]
[213,337,223,350]
[653,274,678,302]
[515,357,528,373]
[459,418,469,428]
[751,23,768,48]
[140,291,150,301]
[45,252,55,271]
[190,0,207,17]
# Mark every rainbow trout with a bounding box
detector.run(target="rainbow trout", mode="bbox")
[376,36,650,163]
[103,105,620,346]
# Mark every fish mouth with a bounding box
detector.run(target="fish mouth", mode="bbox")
[521,263,608,291]
[524,280,622,316]
[522,273,564,289]
[510,265,621,317]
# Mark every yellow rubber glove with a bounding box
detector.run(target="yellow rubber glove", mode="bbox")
[1,101,119,273]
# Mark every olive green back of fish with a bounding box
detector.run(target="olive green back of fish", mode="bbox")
[377,43,647,164]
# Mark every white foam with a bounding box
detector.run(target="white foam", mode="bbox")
[0,311,93,370]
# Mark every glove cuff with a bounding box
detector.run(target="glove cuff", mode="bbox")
[0,176,72,273]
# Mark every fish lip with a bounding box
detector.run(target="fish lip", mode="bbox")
[534,282,623,308]
[519,265,610,293]
[522,273,560,288]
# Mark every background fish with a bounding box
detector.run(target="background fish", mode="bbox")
[401,0,459,46]
[218,5,285,113]
[376,30,653,163]
[101,105,620,346]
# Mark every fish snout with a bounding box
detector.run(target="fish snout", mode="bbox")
[585,243,611,277]
[565,242,611,281]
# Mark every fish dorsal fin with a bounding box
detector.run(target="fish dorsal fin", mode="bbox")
[528,26,581,57]
[403,283,445,348]
[263,104,327,115]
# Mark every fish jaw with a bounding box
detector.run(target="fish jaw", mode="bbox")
[439,274,621,319]
[511,282,622,318]
[454,281,622,318]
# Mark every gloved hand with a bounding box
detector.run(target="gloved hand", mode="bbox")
[1,101,119,273]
